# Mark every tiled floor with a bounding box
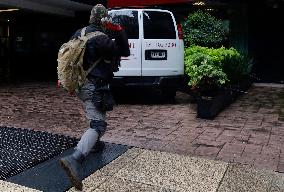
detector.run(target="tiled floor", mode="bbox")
[3,148,284,192]
[66,148,284,192]
[0,83,283,173]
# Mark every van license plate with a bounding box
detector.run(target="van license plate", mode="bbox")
[145,50,167,60]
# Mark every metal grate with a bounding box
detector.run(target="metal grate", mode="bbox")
[0,126,78,180]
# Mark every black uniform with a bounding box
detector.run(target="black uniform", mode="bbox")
[71,24,130,82]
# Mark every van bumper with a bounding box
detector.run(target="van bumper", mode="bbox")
[111,75,184,89]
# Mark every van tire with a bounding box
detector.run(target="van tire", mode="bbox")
[161,89,176,99]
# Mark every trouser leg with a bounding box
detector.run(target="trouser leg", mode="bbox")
[76,85,106,156]
[60,80,107,190]
[75,128,99,156]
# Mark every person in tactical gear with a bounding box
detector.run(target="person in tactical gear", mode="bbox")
[59,4,130,190]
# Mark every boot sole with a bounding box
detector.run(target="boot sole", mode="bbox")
[59,159,83,190]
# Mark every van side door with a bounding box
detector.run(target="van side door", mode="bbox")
[109,10,141,77]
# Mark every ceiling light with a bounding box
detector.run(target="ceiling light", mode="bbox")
[193,1,206,6]
[0,9,19,13]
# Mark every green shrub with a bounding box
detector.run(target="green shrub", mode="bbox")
[184,45,253,94]
[182,10,226,48]
[185,51,228,94]
[209,47,253,83]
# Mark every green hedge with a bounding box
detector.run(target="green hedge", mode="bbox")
[182,10,226,48]
[185,46,253,93]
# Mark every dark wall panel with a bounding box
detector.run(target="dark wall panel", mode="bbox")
[4,11,88,82]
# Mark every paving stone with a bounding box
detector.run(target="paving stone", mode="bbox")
[254,156,279,171]
[216,134,235,143]
[242,144,262,157]
[220,143,245,156]
[115,150,228,192]
[278,153,284,173]
[272,127,284,136]
[217,143,245,162]
[0,180,40,192]
[195,146,221,158]
[193,139,225,148]
[142,139,170,151]
[162,141,197,156]
[234,155,256,165]
[269,134,284,144]
[248,132,270,145]
[261,145,281,158]
[92,177,166,192]
[217,164,284,192]
[278,160,284,173]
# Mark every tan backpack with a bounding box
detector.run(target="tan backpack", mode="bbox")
[57,27,104,92]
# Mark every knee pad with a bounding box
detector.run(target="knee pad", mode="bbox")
[90,120,107,137]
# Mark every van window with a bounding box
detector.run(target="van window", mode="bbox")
[143,11,176,39]
[109,10,139,39]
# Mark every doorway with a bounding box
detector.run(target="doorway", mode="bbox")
[0,21,10,82]
[249,0,284,83]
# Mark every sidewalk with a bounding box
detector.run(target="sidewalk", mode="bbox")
[0,82,284,191]
[102,83,284,173]
[1,148,284,191]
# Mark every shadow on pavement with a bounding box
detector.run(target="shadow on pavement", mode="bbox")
[112,87,194,105]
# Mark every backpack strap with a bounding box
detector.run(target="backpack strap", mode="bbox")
[87,57,102,74]
[85,31,105,74]
[80,28,106,74]
[79,29,105,42]
[85,31,105,40]
[80,27,87,37]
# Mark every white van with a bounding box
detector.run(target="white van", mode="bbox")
[109,9,184,97]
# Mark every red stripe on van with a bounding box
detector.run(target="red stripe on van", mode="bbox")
[108,0,191,8]
[177,23,184,39]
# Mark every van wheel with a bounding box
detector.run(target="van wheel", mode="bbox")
[161,89,176,100]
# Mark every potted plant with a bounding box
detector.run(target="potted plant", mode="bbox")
[184,45,253,119]
[182,11,253,119]
[185,47,228,118]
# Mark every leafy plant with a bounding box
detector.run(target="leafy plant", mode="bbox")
[184,45,253,95]
[182,10,226,48]
[221,48,248,83]
[185,51,228,95]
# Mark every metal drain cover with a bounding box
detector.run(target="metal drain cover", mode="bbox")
[0,126,77,179]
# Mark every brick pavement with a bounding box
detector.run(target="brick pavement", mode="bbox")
[101,84,284,173]
[0,83,283,173]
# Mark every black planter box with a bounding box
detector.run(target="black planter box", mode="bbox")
[196,77,252,119]
[197,93,225,119]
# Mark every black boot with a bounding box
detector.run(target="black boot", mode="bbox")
[59,150,84,190]
[90,140,105,153]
